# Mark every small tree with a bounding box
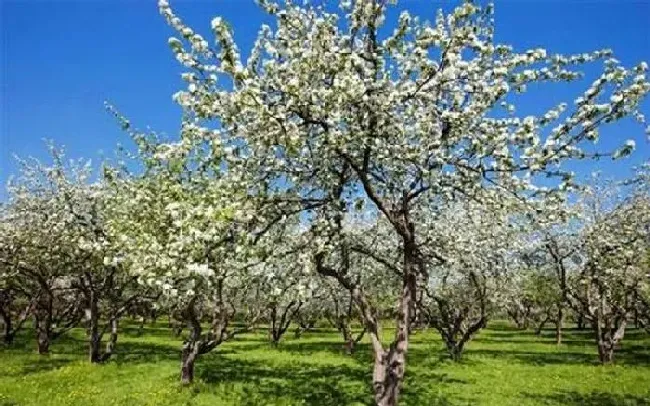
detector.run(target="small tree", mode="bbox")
[107,145,266,383]
[0,283,35,345]
[564,181,650,363]
[261,262,307,345]
[0,212,38,345]
[322,281,367,354]
[421,201,514,361]
[1,151,93,354]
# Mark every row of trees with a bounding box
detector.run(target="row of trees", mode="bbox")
[2,1,650,405]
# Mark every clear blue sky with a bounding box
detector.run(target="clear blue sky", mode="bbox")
[1,0,649,199]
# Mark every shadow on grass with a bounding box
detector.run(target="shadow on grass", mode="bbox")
[248,339,447,369]
[472,337,593,346]
[6,357,75,377]
[467,345,650,366]
[526,391,650,405]
[195,351,461,406]
[112,340,181,364]
[468,348,598,365]
[197,354,370,405]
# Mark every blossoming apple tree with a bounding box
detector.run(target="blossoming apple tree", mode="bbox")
[420,200,517,361]
[151,0,649,403]
[557,177,649,363]
[103,127,272,383]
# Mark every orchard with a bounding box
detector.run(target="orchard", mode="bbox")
[1,1,649,405]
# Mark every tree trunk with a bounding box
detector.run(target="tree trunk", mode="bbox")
[450,344,463,362]
[535,314,549,336]
[594,317,627,364]
[101,318,119,362]
[137,316,146,336]
[372,242,416,406]
[88,292,103,364]
[444,338,463,361]
[339,318,353,354]
[34,309,51,354]
[36,330,50,354]
[180,340,200,385]
[597,340,614,363]
[555,307,563,345]
[577,313,585,330]
[373,343,407,406]
[174,323,183,337]
[35,319,50,354]
[180,302,203,385]
[2,315,13,344]
[294,327,303,339]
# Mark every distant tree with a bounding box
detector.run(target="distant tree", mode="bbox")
[564,180,650,363]
[105,133,267,384]
[420,201,515,361]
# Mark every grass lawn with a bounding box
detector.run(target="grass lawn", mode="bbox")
[1,321,649,405]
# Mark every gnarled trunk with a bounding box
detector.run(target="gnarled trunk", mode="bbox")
[135,315,146,336]
[294,319,316,339]
[595,318,626,364]
[534,313,550,336]
[372,242,416,406]
[88,292,102,363]
[85,284,120,364]
[341,323,366,355]
[555,307,563,345]
[34,292,52,355]
[35,315,51,354]
[2,314,13,344]
[448,342,464,362]
[179,299,206,385]
[268,300,302,345]
[180,340,201,385]
[314,235,415,406]
[103,318,119,361]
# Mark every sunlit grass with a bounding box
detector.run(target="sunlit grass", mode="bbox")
[1,321,649,405]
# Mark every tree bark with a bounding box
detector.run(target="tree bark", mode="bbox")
[268,301,301,345]
[595,318,626,364]
[180,340,200,385]
[342,324,365,355]
[535,314,550,336]
[88,293,102,363]
[446,341,463,362]
[138,316,146,336]
[3,330,14,345]
[102,318,119,362]
[180,300,203,385]
[372,242,416,406]
[2,314,13,344]
[35,315,50,354]
[34,293,52,355]
[555,307,563,345]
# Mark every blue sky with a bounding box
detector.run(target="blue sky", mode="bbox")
[1,0,649,199]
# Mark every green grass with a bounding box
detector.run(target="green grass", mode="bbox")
[1,321,649,405]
